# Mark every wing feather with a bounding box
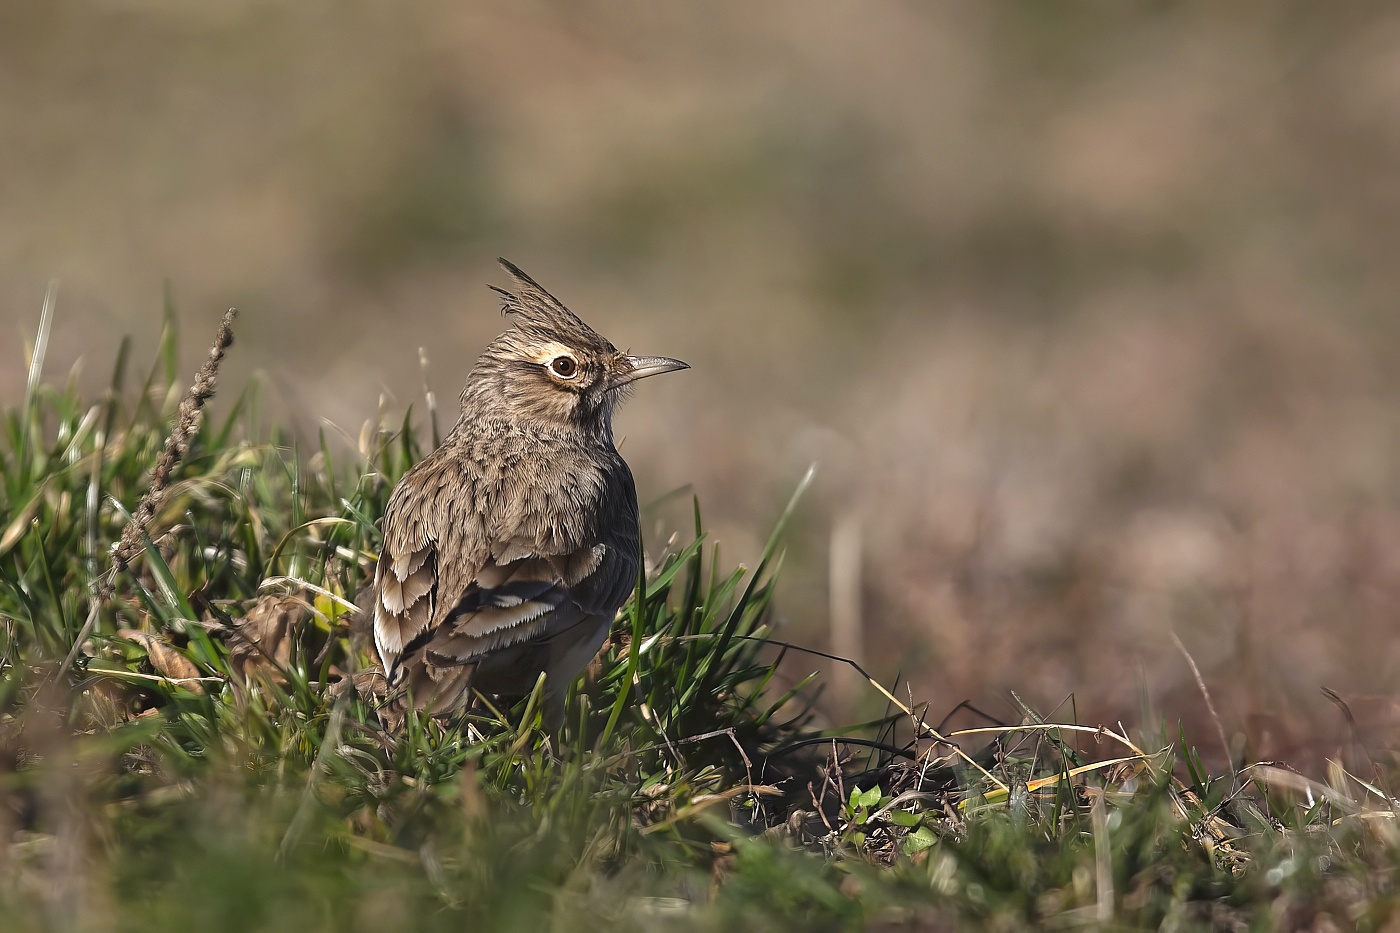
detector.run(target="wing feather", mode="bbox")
[373,543,437,662]
[415,543,622,668]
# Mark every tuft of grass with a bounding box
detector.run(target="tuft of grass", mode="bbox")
[1,308,1400,931]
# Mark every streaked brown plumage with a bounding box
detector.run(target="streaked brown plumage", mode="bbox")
[371,259,687,730]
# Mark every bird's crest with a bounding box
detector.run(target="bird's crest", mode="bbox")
[491,258,603,345]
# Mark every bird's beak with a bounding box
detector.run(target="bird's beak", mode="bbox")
[611,355,690,388]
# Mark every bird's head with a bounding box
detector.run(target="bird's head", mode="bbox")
[461,259,688,436]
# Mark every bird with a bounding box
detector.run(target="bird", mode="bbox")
[368,259,688,732]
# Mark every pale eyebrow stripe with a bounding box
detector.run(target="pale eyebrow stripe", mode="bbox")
[527,342,577,365]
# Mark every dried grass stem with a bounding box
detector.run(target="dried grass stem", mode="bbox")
[62,309,238,675]
[109,308,238,582]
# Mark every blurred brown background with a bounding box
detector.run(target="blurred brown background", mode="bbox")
[4,2,1400,763]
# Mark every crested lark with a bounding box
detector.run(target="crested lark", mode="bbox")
[370,259,687,731]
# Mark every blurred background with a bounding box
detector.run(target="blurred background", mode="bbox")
[4,2,1400,764]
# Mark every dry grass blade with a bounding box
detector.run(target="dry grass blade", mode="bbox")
[258,575,359,614]
[1170,631,1235,787]
[640,785,783,834]
[945,722,1152,757]
[19,280,59,471]
[1250,765,1360,814]
[90,669,223,688]
[0,484,47,559]
[861,673,1010,792]
[715,632,1014,793]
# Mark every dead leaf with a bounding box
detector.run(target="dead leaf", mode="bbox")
[118,629,204,693]
[223,594,305,683]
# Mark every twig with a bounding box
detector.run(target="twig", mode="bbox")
[1170,631,1236,789]
[669,632,1011,792]
[1321,686,1389,796]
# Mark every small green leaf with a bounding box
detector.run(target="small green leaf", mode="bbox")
[857,786,882,809]
[903,826,938,855]
[887,809,921,827]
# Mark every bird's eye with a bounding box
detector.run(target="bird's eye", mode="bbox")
[550,356,578,378]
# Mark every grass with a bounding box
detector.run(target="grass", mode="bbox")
[2,309,1400,931]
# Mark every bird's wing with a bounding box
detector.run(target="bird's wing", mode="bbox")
[372,450,639,711]
[373,509,634,672]
[372,530,438,672]
[372,451,463,675]
[422,541,633,665]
